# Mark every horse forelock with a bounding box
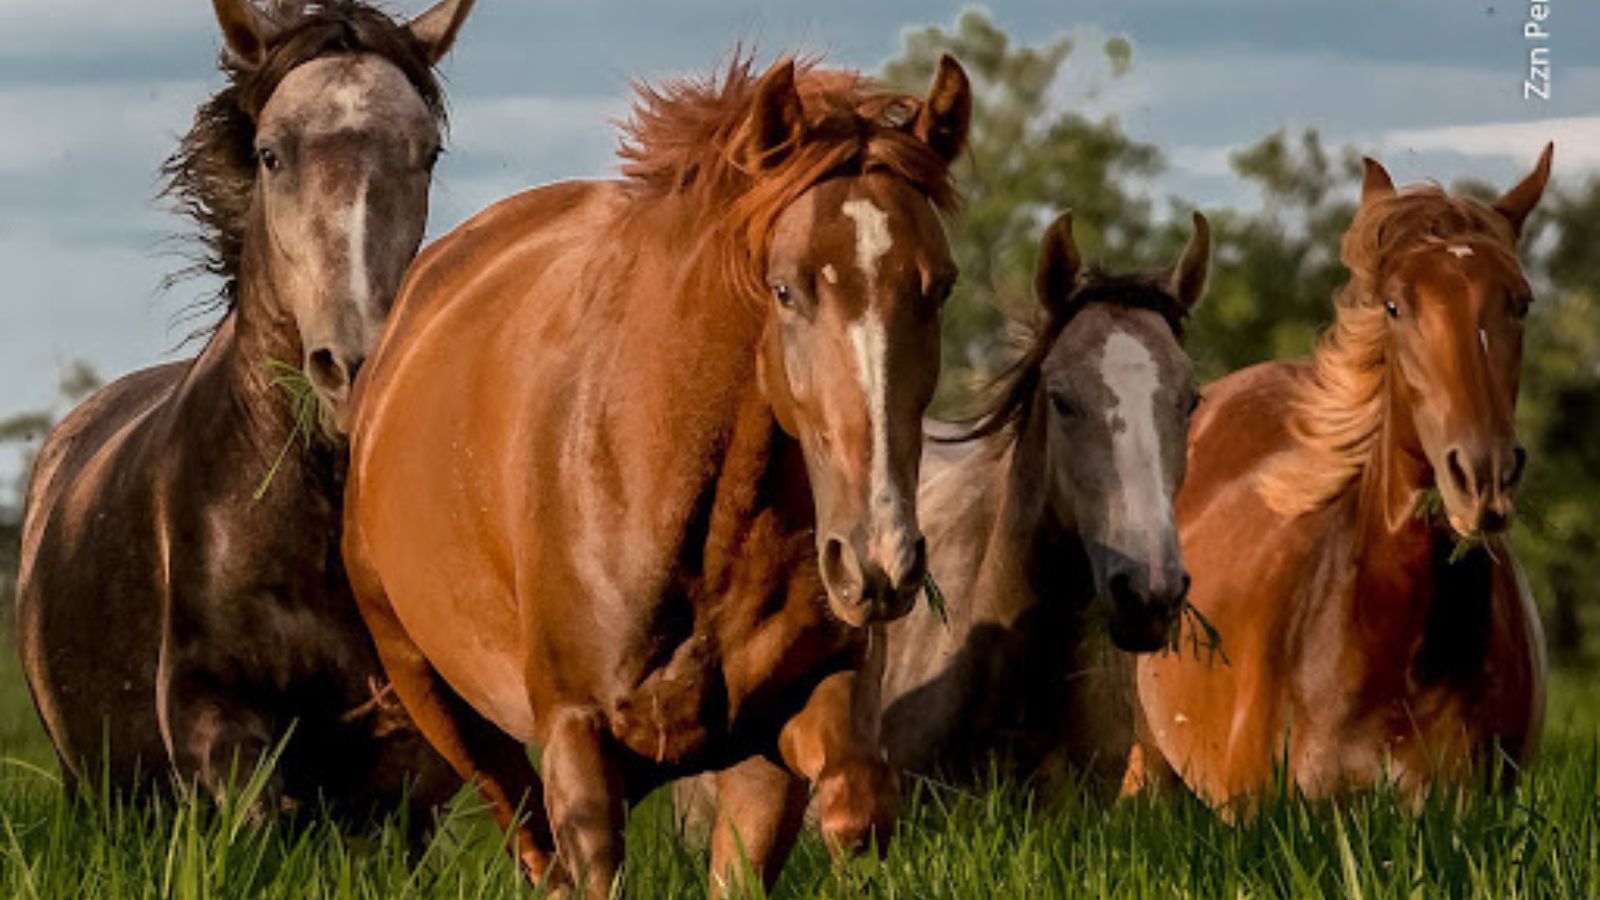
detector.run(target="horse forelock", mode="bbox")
[1258,187,1522,518]
[159,0,446,338]
[617,55,960,310]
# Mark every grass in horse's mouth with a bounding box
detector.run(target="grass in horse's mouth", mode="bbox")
[253,359,321,500]
[1168,599,1228,665]
[1413,488,1496,564]
[923,572,949,624]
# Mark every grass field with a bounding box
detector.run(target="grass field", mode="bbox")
[4,635,1600,899]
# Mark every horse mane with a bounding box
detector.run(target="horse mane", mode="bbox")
[160,0,446,333]
[955,270,1189,443]
[1257,186,1520,517]
[617,55,960,306]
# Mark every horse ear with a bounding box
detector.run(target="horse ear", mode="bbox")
[743,59,806,170]
[913,55,972,163]
[1360,156,1396,205]
[211,0,277,68]
[408,0,476,65]
[1493,142,1554,238]
[1035,213,1081,316]
[1169,211,1211,311]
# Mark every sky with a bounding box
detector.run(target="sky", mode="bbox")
[1,0,1596,498]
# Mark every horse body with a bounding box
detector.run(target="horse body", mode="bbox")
[881,214,1211,786]
[345,57,971,896]
[352,178,844,761]
[15,0,476,811]
[1132,150,1554,808]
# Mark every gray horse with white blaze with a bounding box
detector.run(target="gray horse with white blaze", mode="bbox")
[879,211,1211,785]
[15,0,474,813]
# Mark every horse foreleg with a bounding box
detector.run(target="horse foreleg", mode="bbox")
[541,707,627,900]
[157,660,284,814]
[778,670,899,858]
[346,533,558,885]
[706,756,809,898]
[1119,701,1177,799]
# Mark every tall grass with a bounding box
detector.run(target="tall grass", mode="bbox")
[3,633,1599,898]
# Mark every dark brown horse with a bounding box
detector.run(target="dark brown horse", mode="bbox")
[1128,148,1553,810]
[343,56,970,896]
[15,0,475,814]
[879,212,1210,787]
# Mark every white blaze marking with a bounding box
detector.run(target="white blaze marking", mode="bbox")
[348,175,370,309]
[841,198,893,281]
[1448,244,1474,258]
[821,263,839,285]
[1101,331,1170,555]
[1480,328,1489,356]
[850,317,896,523]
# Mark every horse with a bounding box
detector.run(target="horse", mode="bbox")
[1127,147,1554,810]
[878,211,1211,788]
[341,56,971,896]
[15,0,476,817]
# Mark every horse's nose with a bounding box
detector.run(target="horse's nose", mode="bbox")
[307,347,366,401]
[820,531,926,627]
[1441,442,1523,533]
[1106,564,1187,654]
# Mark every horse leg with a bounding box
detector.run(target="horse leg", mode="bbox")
[541,707,627,900]
[345,533,558,884]
[1119,702,1177,798]
[158,659,285,813]
[706,755,809,898]
[778,670,898,858]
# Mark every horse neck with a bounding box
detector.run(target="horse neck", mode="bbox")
[1344,356,1449,646]
[179,230,333,496]
[984,393,1086,621]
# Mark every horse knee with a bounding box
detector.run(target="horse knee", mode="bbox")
[816,756,898,858]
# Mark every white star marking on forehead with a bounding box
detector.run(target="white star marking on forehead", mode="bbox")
[841,198,893,282]
[1447,245,1475,259]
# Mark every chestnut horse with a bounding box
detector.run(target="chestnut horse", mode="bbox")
[343,57,970,895]
[881,212,1210,787]
[1129,148,1554,809]
[16,0,474,812]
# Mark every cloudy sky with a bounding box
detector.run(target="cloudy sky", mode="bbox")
[1,0,1595,494]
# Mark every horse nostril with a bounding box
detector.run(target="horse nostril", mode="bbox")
[1505,445,1528,490]
[1444,447,1473,496]
[307,348,365,397]
[821,535,858,604]
[1108,570,1136,606]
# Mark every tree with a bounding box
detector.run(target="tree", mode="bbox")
[881,10,1161,413]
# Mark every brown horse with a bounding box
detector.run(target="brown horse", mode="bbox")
[343,56,970,896]
[15,0,474,814]
[880,212,1210,788]
[1128,148,1554,810]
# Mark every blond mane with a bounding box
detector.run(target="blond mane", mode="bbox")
[1257,185,1520,517]
[617,56,959,305]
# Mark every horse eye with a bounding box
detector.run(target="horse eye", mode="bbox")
[1184,392,1202,415]
[772,282,794,308]
[426,147,444,171]
[1049,392,1075,417]
[1384,299,1400,318]
[257,147,280,173]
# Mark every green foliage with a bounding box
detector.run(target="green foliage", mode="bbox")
[882,10,1161,414]
[4,654,1600,896]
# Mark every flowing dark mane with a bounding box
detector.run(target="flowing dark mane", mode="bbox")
[954,270,1189,442]
[161,0,446,329]
[618,56,960,304]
